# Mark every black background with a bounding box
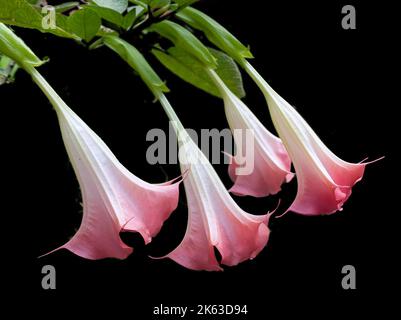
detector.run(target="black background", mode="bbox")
[2,0,398,317]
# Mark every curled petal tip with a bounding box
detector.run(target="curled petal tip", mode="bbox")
[38,245,64,259]
[286,172,295,183]
[360,156,385,165]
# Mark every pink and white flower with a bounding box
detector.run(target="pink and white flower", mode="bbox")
[31,69,181,259]
[156,95,272,271]
[244,61,377,215]
[208,69,294,197]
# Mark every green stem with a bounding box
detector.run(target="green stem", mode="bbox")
[241,59,335,184]
[241,59,278,97]
[24,64,66,112]
[156,92,186,135]
[205,68,232,99]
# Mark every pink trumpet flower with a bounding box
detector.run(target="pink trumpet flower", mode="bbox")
[243,61,379,215]
[208,70,294,197]
[30,69,181,259]
[156,95,272,271]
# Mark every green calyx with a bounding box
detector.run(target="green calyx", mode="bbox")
[0,23,44,69]
[148,20,217,68]
[177,7,253,64]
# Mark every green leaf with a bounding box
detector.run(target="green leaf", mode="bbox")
[96,25,119,37]
[88,26,118,48]
[153,46,245,99]
[148,0,171,17]
[177,7,253,63]
[0,0,39,29]
[54,13,70,32]
[88,37,104,50]
[0,0,77,39]
[148,20,216,68]
[211,48,245,98]
[150,0,170,7]
[122,5,146,30]
[128,0,148,9]
[122,8,137,29]
[67,8,101,42]
[87,4,124,27]
[173,0,199,8]
[133,0,150,3]
[54,2,80,13]
[103,35,168,95]
[25,0,40,5]
[92,0,128,13]
[0,54,11,68]
[0,54,19,85]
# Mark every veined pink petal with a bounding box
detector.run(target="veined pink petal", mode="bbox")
[34,70,181,260]
[283,99,366,187]
[243,62,373,215]
[160,136,271,271]
[56,106,180,259]
[208,70,293,197]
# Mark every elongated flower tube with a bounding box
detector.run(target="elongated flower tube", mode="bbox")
[242,61,374,215]
[31,68,181,259]
[99,35,271,270]
[156,95,271,271]
[0,24,181,259]
[207,69,293,197]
